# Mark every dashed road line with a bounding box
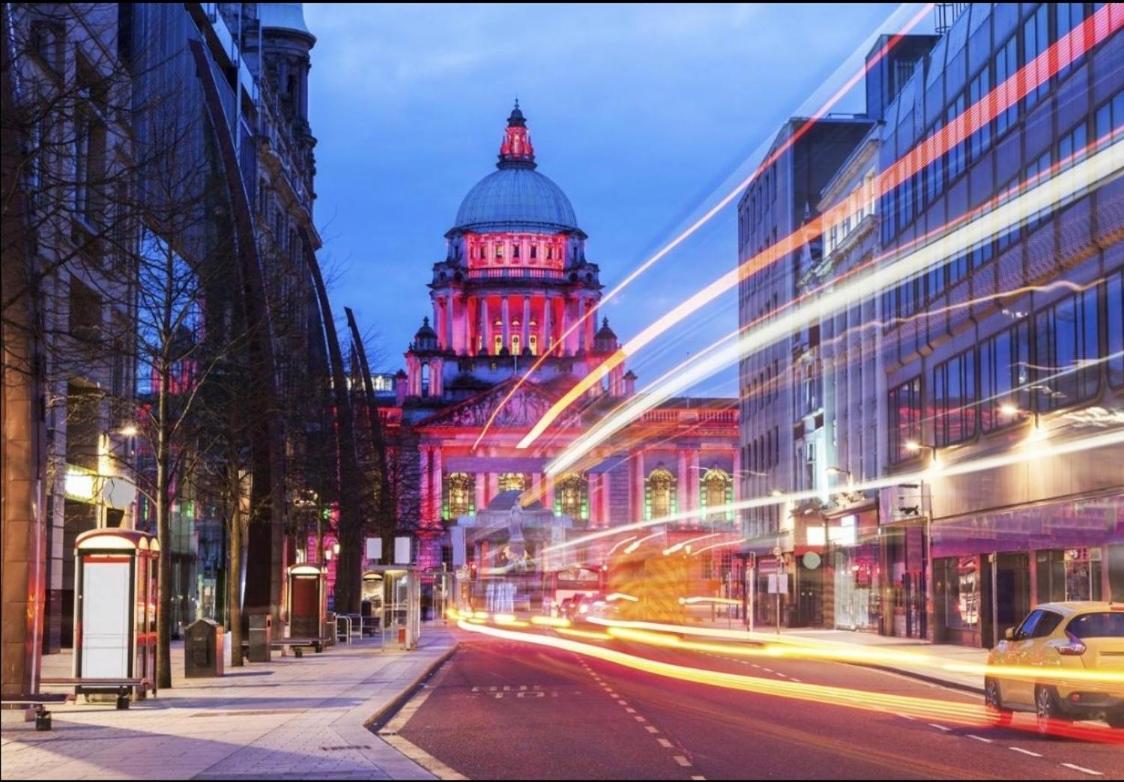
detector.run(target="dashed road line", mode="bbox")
[966,734,992,744]
[634,715,648,723]
[657,738,673,748]
[898,714,915,721]
[625,707,637,714]
[673,755,693,767]
[644,725,660,734]
[1060,763,1104,777]
[1009,747,1041,758]
[927,723,951,732]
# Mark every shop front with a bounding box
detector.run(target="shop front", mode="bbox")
[931,494,1122,648]
[828,508,882,633]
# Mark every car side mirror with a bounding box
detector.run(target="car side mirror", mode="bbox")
[1004,627,1015,641]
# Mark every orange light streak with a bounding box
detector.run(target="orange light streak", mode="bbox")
[520,6,1119,451]
[471,4,935,451]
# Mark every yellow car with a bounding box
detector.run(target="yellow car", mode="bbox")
[985,601,1124,733]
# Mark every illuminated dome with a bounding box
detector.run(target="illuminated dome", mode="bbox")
[450,102,582,236]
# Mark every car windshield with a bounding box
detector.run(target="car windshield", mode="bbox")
[1066,612,1124,639]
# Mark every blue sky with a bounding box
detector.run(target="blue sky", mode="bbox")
[305,3,918,392]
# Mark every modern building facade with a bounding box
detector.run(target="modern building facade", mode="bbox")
[739,3,1123,644]
[873,2,1122,647]
[385,105,741,609]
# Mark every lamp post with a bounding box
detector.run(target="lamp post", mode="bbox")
[903,441,938,641]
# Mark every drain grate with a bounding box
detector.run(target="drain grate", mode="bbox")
[320,745,369,751]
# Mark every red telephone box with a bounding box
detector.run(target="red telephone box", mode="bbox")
[73,528,159,697]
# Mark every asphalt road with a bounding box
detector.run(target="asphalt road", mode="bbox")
[389,629,1124,780]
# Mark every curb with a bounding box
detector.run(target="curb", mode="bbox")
[845,660,984,696]
[364,642,459,732]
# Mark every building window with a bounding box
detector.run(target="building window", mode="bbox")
[1107,269,1123,389]
[888,376,922,463]
[1022,4,1049,111]
[1055,2,1088,81]
[700,467,733,521]
[529,333,538,356]
[993,35,1018,137]
[494,334,503,355]
[1094,91,1124,145]
[645,468,676,521]
[1035,285,1101,411]
[980,318,1031,432]
[554,473,587,520]
[931,347,977,447]
[498,473,526,493]
[511,334,521,355]
[445,472,475,519]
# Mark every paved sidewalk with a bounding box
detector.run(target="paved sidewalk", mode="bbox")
[772,628,988,693]
[1,625,457,780]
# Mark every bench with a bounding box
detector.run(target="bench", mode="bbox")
[0,695,68,731]
[40,677,151,709]
[239,639,325,660]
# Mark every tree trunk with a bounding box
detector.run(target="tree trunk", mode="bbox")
[156,379,173,690]
[227,471,243,667]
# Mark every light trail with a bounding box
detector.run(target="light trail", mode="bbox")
[689,537,747,556]
[520,6,1119,452]
[471,4,935,451]
[544,425,1124,555]
[545,139,1124,476]
[663,532,725,556]
[456,619,1124,742]
[602,625,1124,687]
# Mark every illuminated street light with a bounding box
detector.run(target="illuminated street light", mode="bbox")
[118,424,138,437]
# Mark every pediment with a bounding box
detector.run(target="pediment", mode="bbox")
[420,379,580,431]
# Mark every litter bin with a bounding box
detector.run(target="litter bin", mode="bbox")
[185,618,224,678]
[248,613,272,662]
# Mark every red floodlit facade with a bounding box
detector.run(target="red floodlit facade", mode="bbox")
[384,104,740,610]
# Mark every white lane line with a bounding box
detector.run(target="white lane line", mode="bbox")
[762,668,774,673]
[657,738,673,748]
[691,777,707,781]
[966,734,992,744]
[644,725,659,734]
[625,707,637,714]
[789,677,801,682]
[1060,763,1104,776]
[898,714,915,721]
[775,673,788,678]
[1009,747,1042,758]
[634,715,648,723]
[928,723,951,732]
[673,755,693,767]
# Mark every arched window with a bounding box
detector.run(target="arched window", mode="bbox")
[554,473,587,520]
[700,467,733,521]
[529,333,538,356]
[420,362,430,397]
[494,334,503,355]
[645,467,676,520]
[513,244,520,259]
[512,334,521,355]
[445,472,475,519]
[498,472,526,492]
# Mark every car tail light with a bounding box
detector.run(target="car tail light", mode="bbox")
[1055,631,1086,656]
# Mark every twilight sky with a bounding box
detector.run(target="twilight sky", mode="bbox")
[305,3,925,392]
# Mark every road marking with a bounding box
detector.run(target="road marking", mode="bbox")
[470,686,479,693]
[673,755,693,767]
[493,693,503,699]
[762,668,773,673]
[789,677,801,682]
[657,738,673,748]
[898,714,915,721]
[928,723,951,732]
[635,715,647,723]
[520,685,527,691]
[489,686,497,692]
[691,776,707,781]
[625,707,637,714]
[1009,747,1041,758]
[775,672,788,678]
[380,733,468,780]
[966,734,992,744]
[1060,763,1104,776]
[617,699,628,705]
[644,726,659,734]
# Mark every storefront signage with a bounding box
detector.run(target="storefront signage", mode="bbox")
[802,552,822,570]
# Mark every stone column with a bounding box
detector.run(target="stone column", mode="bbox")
[522,297,531,354]
[632,452,645,522]
[584,298,595,353]
[488,473,499,501]
[419,447,431,528]
[599,472,611,528]
[446,294,455,352]
[678,450,690,529]
[479,297,489,354]
[689,450,701,526]
[474,473,486,514]
[432,447,443,526]
[543,294,553,355]
[543,475,554,511]
[501,297,511,353]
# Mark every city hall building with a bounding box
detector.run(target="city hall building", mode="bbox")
[381,105,740,609]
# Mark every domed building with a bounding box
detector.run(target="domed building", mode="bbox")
[385,105,739,612]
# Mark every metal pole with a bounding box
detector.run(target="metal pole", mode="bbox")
[749,565,755,633]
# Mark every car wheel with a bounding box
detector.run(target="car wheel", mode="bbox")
[1035,685,1063,737]
[984,677,1012,727]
